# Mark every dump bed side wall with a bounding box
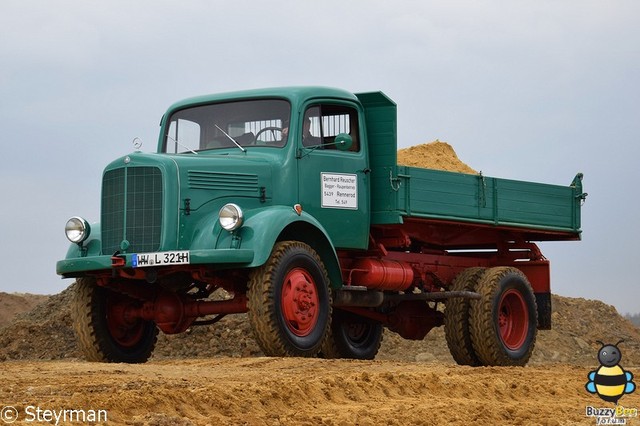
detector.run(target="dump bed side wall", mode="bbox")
[396,166,583,235]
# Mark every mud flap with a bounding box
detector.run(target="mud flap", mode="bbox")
[535,292,552,330]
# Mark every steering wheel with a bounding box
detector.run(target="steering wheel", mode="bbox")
[255,126,283,143]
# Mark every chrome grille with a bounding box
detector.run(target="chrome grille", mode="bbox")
[101,167,163,254]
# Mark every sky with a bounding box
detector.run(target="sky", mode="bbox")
[1,0,639,315]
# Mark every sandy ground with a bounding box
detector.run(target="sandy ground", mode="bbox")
[1,358,639,426]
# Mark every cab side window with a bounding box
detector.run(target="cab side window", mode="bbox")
[302,104,360,152]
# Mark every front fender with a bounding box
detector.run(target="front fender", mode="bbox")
[216,206,334,265]
[193,205,342,287]
[63,222,102,259]
[56,223,103,276]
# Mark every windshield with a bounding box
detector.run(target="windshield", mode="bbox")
[163,99,291,153]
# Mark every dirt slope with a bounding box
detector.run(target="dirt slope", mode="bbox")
[0,293,49,328]
[0,286,77,361]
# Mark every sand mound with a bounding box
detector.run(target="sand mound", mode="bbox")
[397,140,478,174]
[0,284,78,360]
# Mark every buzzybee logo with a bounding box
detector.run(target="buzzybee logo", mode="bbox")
[585,340,636,404]
[584,340,638,425]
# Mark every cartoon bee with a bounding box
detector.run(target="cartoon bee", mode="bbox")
[586,340,636,404]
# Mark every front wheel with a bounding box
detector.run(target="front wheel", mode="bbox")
[72,277,158,363]
[247,241,332,357]
[470,267,537,366]
[320,310,383,360]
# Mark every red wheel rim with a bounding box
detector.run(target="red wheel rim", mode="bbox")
[281,267,319,337]
[106,296,145,348]
[498,289,529,350]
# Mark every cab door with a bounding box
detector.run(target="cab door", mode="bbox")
[296,101,370,249]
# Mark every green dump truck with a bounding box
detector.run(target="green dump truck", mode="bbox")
[57,87,585,365]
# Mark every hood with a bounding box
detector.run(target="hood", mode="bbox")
[104,151,273,212]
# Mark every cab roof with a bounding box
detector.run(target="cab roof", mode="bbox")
[166,86,361,113]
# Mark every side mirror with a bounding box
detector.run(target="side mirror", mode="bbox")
[334,133,353,151]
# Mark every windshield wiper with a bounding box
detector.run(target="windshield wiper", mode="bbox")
[215,125,246,153]
[166,134,198,155]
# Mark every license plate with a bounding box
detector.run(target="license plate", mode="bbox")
[132,251,190,268]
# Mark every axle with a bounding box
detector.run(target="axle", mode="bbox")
[123,292,248,334]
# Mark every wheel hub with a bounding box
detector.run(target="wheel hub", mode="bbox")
[498,289,529,351]
[106,296,145,348]
[281,268,319,336]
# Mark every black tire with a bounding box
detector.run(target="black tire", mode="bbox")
[470,267,538,366]
[72,277,158,363]
[247,241,332,357]
[320,309,383,360]
[444,267,486,366]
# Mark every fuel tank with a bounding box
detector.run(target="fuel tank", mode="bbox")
[350,258,414,291]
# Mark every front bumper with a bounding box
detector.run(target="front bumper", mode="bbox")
[56,249,255,277]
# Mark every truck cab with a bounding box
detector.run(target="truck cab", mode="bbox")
[161,87,372,251]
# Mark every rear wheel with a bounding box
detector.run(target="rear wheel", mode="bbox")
[72,277,158,363]
[247,241,332,357]
[321,310,383,360]
[470,267,537,366]
[444,267,486,366]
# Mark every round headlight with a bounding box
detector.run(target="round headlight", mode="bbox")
[219,203,243,231]
[65,216,90,244]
